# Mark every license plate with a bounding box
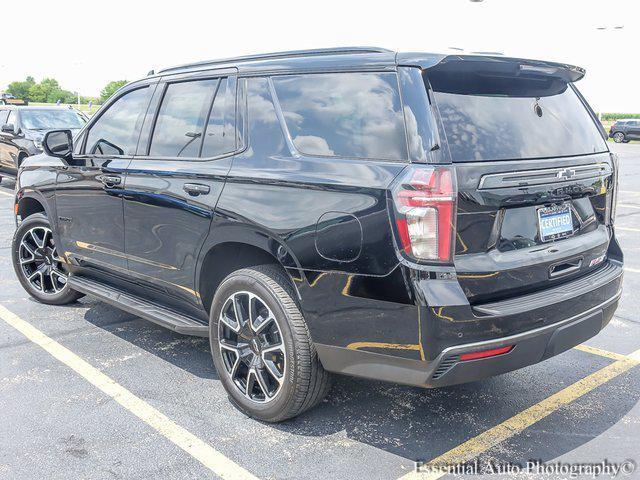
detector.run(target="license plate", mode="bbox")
[537,204,574,242]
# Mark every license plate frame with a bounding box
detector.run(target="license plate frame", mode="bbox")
[537,203,574,243]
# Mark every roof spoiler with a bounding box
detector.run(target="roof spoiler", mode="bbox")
[397,53,585,83]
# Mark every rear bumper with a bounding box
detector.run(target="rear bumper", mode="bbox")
[317,283,621,388]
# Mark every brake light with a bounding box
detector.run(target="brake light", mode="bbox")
[391,166,457,262]
[460,345,513,362]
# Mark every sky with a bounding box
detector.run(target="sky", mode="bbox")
[1,0,638,112]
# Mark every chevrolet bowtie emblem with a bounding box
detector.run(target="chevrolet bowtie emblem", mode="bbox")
[557,168,576,180]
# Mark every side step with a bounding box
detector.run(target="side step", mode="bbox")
[68,275,209,337]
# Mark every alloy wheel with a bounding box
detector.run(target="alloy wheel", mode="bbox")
[218,291,286,403]
[18,226,67,295]
[613,132,625,143]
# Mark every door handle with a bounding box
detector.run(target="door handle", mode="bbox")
[183,183,210,196]
[101,175,122,187]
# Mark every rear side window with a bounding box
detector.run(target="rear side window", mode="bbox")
[200,77,236,157]
[272,72,407,161]
[86,87,152,155]
[429,71,607,162]
[150,79,218,158]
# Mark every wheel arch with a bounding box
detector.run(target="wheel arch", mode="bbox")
[196,231,303,314]
[17,193,48,220]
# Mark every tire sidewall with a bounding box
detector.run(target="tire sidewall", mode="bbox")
[209,270,298,421]
[613,132,625,143]
[12,213,79,305]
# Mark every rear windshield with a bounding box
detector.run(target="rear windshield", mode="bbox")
[429,72,607,162]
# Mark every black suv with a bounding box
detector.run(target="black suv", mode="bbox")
[609,119,640,143]
[0,106,87,181]
[12,48,622,422]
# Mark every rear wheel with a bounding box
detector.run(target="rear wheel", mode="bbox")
[613,132,625,143]
[11,213,83,305]
[209,265,331,422]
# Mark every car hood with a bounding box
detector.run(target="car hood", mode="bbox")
[24,128,82,142]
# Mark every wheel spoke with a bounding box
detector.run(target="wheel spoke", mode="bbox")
[233,294,245,328]
[20,241,36,264]
[254,367,273,397]
[245,368,257,397]
[261,344,285,383]
[254,314,275,334]
[220,312,240,333]
[49,271,60,293]
[30,229,45,248]
[219,341,241,378]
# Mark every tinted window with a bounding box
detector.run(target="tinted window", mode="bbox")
[149,79,217,158]
[201,77,236,157]
[272,72,407,160]
[20,109,86,130]
[430,72,607,162]
[86,87,151,155]
[246,78,287,157]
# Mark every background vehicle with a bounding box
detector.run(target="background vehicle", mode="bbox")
[0,92,27,106]
[609,119,640,143]
[0,106,86,181]
[12,48,622,422]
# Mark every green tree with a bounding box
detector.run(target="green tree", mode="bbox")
[28,78,63,103]
[100,80,127,103]
[6,76,35,101]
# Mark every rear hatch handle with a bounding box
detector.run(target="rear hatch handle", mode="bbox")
[549,257,583,278]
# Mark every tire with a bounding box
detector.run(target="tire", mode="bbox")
[209,265,331,422]
[613,132,625,143]
[11,213,84,305]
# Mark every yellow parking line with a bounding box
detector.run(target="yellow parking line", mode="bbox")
[625,267,640,274]
[0,305,257,480]
[0,189,13,197]
[573,344,629,361]
[401,348,640,479]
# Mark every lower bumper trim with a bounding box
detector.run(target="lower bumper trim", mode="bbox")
[316,289,621,388]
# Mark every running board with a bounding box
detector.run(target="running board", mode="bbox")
[68,275,209,337]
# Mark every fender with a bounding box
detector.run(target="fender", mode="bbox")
[15,157,61,246]
[194,218,305,306]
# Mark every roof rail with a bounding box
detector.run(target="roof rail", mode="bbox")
[156,47,393,74]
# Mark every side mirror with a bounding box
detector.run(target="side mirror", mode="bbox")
[1,123,15,134]
[43,129,73,159]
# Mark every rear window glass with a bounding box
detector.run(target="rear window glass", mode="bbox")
[272,72,407,161]
[150,79,218,158]
[429,72,607,162]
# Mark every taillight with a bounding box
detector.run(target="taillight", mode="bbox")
[390,166,457,263]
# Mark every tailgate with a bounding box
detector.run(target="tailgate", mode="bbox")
[454,154,615,303]
[424,56,614,304]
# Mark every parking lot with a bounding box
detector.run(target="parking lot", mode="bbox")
[0,143,639,479]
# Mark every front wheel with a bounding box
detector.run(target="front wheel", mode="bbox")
[11,213,83,305]
[209,265,331,422]
[613,132,626,143]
